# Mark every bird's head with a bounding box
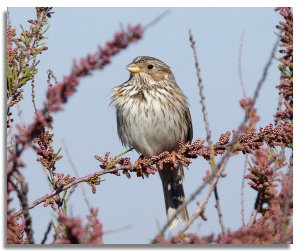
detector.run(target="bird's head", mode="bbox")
[126,56,175,83]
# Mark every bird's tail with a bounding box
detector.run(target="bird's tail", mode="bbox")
[159,165,189,229]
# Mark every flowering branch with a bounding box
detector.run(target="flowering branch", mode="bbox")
[7,7,53,111]
[13,165,124,217]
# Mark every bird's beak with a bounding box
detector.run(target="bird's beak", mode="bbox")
[126,63,141,74]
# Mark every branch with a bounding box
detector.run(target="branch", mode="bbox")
[240,154,248,226]
[214,186,226,235]
[189,30,213,147]
[143,10,171,31]
[238,32,247,98]
[41,222,52,244]
[251,40,279,107]
[189,29,225,234]
[13,165,132,217]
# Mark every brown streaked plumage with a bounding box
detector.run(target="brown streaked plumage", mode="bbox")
[110,56,193,229]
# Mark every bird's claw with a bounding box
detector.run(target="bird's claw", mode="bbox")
[134,155,145,178]
[170,151,181,163]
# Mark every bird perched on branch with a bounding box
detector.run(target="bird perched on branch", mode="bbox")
[110,56,193,229]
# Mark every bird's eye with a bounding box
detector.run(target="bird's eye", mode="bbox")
[147,64,154,70]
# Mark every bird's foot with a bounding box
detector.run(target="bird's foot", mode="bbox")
[170,151,182,166]
[170,150,190,168]
[134,155,145,178]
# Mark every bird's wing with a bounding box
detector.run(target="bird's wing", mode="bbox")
[185,108,193,142]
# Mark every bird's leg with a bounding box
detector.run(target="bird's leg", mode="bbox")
[134,155,145,178]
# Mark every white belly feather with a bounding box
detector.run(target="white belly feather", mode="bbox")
[117,91,186,157]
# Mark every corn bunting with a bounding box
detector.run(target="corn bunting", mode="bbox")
[110,56,193,229]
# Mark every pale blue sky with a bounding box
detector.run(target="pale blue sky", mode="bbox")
[9,7,282,244]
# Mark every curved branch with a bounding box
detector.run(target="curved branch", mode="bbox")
[13,165,132,217]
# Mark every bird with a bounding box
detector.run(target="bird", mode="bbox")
[110,56,193,229]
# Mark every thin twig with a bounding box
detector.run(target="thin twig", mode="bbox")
[143,10,171,31]
[237,40,279,135]
[252,40,279,106]
[30,58,38,114]
[240,154,248,227]
[41,222,52,244]
[65,184,77,202]
[189,29,225,235]
[189,30,213,147]
[238,32,249,225]
[103,224,132,235]
[238,32,247,98]
[61,139,92,210]
[214,186,225,235]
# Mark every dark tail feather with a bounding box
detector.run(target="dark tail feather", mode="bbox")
[159,166,189,229]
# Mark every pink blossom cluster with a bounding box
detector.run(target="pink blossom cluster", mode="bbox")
[55,208,103,244]
[53,173,76,188]
[32,129,62,169]
[6,21,18,69]
[245,147,286,211]
[275,7,293,123]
